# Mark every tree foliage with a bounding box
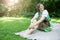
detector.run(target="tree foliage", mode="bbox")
[0,0,60,17]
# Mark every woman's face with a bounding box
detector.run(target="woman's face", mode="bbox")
[39,4,44,11]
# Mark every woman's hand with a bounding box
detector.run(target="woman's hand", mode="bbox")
[35,16,45,26]
[29,23,36,28]
[29,20,37,29]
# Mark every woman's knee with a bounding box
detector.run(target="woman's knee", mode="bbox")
[31,20,37,23]
[29,27,35,30]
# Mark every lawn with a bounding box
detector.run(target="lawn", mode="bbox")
[0,17,60,40]
[0,17,31,40]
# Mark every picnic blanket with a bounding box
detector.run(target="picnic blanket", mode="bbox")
[15,23,60,40]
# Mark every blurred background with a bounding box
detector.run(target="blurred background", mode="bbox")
[0,0,60,40]
[0,0,60,17]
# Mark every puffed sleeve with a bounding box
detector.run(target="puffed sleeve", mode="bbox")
[42,10,48,17]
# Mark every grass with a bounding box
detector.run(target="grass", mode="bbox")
[0,17,60,40]
[0,17,31,40]
[51,18,60,23]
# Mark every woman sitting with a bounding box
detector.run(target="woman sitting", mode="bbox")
[20,3,52,37]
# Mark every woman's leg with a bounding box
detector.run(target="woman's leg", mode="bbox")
[25,20,38,35]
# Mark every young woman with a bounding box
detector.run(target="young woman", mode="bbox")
[19,3,52,37]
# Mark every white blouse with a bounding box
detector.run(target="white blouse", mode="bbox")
[34,10,48,18]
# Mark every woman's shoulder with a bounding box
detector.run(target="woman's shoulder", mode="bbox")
[43,9,48,12]
[42,9,48,14]
[42,9,49,17]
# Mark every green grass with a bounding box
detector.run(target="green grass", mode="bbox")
[0,17,31,40]
[0,17,60,40]
[51,18,60,23]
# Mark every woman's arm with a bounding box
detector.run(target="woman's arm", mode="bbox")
[31,16,45,26]
[32,10,48,26]
[35,16,45,25]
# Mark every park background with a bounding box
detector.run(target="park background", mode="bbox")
[0,0,60,40]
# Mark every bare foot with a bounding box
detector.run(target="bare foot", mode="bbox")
[21,33,30,38]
